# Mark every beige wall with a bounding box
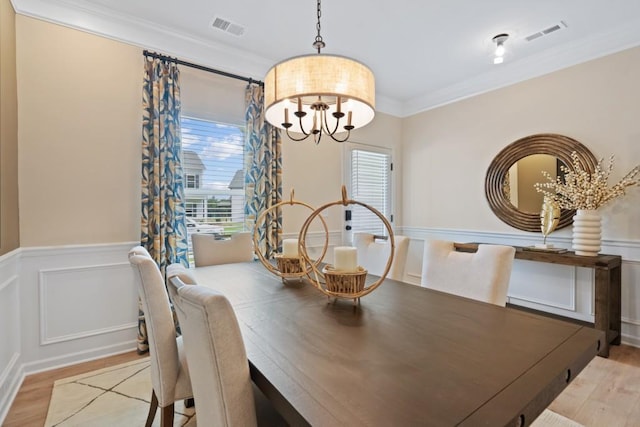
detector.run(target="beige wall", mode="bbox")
[0,0,20,255]
[13,16,402,247]
[16,16,142,246]
[403,46,640,240]
[281,111,402,236]
[18,12,638,247]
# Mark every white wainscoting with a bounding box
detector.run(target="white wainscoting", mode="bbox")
[38,262,138,346]
[18,242,141,375]
[0,250,21,423]
[1,231,638,422]
[400,227,640,348]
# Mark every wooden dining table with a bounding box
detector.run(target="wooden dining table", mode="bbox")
[191,261,603,427]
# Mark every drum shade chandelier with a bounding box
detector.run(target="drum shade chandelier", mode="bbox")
[264,0,375,143]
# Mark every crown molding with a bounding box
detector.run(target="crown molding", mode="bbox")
[401,18,640,117]
[11,0,640,119]
[11,0,273,82]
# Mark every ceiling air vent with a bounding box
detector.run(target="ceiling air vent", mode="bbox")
[211,16,245,37]
[525,21,567,42]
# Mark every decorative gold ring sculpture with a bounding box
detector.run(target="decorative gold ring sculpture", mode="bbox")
[254,189,329,280]
[299,185,395,300]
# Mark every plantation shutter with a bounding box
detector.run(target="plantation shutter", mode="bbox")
[350,148,391,235]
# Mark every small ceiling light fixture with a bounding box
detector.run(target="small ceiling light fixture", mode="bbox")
[264,0,375,143]
[492,33,509,64]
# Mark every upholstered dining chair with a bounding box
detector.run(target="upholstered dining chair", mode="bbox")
[191,232,254,267]
[420,240,516,306]
[354,233,410,281]
[167,273,287,426]
[128,247,193,427]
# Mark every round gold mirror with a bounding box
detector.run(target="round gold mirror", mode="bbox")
[485,133,598,232]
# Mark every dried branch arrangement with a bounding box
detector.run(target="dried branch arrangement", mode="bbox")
[535,151,639,210]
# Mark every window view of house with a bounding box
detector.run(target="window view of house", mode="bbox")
[181,116,245,250]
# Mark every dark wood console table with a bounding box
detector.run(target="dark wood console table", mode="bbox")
[454,243,621,357]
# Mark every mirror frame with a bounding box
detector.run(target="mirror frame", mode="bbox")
[485,133,599,232]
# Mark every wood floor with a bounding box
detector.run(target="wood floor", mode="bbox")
[548,344,640,427]
[3,345,639,426]
[3,350,146,427]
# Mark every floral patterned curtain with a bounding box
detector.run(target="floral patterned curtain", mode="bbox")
[138,55,189,353]
[244,83,282,259]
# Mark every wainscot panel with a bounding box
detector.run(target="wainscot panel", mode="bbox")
[400,227,640,348]
[0,249,22,424]
[18,242,140,374]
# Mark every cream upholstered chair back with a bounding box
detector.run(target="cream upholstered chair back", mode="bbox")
[192,232,254,267]
[354,233,410,281]
[128,247,192,427]
[420,240,516,306]
[168,277,258,427]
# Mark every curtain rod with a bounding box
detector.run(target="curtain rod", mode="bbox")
[143,50,263,86]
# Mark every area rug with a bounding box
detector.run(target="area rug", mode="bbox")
[44,358,581,427]
[532,408,584,427]
[44,358,195,426]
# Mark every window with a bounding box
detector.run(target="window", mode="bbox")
[346,145,392,237]
[181,116,245,257]
[185,174,200,189]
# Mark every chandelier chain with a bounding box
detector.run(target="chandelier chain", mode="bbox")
[264,0,375,143]
[314,0,325,53]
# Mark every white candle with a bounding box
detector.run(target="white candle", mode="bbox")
[334,246,358,272]
[282,239,299,258]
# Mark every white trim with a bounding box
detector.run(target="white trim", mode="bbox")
[400,226,640,327]
[20,241,139,258]
[38,262,136,345]
[0,351,20,392]
[622,316,640,327]
[621,334,640,349]
[399,226,640,260]
[0,352,22,425]
[40,322,138,346]
[11,0,271,84]
[0,275,18,293]
[11,1,640,117]
[0,247,20,264]
[21,341,138,376]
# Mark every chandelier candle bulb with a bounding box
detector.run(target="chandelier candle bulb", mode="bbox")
[334,246,358,272]
[282,239,299,258]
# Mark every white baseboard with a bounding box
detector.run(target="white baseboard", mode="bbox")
[22,340,138,376]
[0,352,21,425]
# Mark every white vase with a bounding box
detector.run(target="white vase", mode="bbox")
[572,209,601,256]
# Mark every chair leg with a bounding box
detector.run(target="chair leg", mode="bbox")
[160,403,175,427]
[145,390,158,427]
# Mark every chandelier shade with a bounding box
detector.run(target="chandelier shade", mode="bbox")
[264,54,375,136]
